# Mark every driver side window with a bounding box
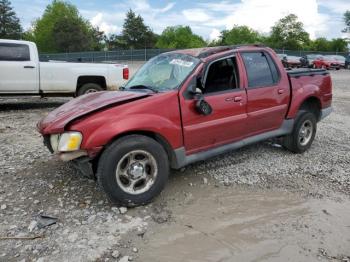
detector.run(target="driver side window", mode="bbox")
[204,57,239,94]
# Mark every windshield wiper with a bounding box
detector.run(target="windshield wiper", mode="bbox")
[127,85,159,93]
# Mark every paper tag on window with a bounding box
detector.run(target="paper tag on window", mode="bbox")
[170,59,193,67]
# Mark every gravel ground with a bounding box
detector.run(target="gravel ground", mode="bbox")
[0,70,349,261]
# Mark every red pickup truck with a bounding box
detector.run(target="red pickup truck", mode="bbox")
[38,45,333,206]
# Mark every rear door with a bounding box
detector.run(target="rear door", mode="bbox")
[0,42,39,93]
[180,56,248,154]
[239,51,290,136]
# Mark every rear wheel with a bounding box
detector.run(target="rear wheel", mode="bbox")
[283,111,317,153]
[77,83,103,96]
[97,135,169,206]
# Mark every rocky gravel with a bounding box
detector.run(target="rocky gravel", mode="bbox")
[0,70,349,261]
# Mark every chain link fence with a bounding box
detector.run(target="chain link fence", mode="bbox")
[39,48,348,63]
[39,49,173,63]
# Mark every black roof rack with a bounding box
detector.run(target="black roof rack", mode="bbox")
[197,44,266,58]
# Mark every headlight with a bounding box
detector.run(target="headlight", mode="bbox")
[50,134,60,153]
[50,132,83,152]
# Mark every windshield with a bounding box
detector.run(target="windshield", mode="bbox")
[124,53,200,92]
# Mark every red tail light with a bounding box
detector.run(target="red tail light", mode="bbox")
[123,68,129,80]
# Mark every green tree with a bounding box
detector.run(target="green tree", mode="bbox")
[118,9,157,49]
[343,10,350,42]
[156,26,206,48]
[27,0,104,52]
[0,0,22,39]
[52,16,91,52]
[329,38,348,52]
[268,14,310,50]
[219,25,262,45]
[311,37,330,51]
[343,10,350,32]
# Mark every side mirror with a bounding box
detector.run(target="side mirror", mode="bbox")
[196,98,212,116]
[186,76,212,115]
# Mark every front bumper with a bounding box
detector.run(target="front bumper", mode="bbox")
[320,107,333,120]
[43,135,95,179]
[43,135,88,161]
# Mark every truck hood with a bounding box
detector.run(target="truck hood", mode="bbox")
[38,91,149,134]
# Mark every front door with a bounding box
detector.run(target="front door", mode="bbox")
[0,42,39,93]
[180,56,247,154]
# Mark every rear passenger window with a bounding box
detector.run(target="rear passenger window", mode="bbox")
[0,43,30,61]
[241,52,279,88]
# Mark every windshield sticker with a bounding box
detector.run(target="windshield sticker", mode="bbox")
[170,59,194,67]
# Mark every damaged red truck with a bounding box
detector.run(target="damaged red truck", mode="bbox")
[38,45,332,206]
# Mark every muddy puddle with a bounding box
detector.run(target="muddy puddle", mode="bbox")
[137,185,350,262]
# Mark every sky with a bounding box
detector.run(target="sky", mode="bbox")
[11,0,350,41]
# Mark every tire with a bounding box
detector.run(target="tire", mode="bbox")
[97,135,169,207]
[283,111,317,153]
[77,83,103,96]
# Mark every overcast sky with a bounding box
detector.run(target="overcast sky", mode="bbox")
[11,0,350,41]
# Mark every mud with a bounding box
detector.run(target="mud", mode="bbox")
[137,185,350,262]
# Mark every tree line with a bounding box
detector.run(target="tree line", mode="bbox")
[0,0,349,53]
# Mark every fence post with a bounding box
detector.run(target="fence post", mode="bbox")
[144,48,147,61]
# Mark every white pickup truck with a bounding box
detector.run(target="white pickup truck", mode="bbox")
[0,39,129,96]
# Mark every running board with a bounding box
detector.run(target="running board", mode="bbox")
[172,119,294,169]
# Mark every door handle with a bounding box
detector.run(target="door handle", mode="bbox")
[277,89,284,94]
[225,96,242,102]
[234,96,242,102]
[24,65,35,69]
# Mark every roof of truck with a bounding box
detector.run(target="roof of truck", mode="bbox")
[0,39,34,44]
[166,44,268,59]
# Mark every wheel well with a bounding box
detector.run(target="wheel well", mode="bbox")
[299,97,321,121]
[77,76,107,92]
[91,131,176,174]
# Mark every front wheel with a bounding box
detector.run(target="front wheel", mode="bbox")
[283,111,317,153]
[97,135,169,206]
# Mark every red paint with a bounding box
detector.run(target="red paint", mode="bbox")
[37,46,332,159]
[313,57,341,70]
[286,73,332,119]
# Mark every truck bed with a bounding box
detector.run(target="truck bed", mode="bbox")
[287,68,329,78]
[285,67,332,120]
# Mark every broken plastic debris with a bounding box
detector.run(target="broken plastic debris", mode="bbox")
[37,215,58,229]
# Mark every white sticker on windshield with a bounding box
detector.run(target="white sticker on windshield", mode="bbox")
[170,59,194,67]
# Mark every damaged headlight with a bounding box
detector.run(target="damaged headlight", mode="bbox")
[50,134,60,153]
[50,132,83,153]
